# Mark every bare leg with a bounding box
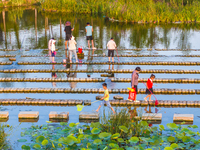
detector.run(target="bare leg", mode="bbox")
[87,40,90,49]
[112,57,114,62]
[52,56,55,62]
[108,57,110,62]
[149,94,152,101]
[96,105,101,112]
[110,107,116,114]
[65,50,68,59]
[65,41,68,49]
[91,40,94,48]
[144,95,150,101]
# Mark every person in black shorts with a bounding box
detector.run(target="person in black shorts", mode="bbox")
[107,38,117,62]
[64,21,74,57]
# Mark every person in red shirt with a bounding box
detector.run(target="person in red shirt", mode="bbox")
[144,74,155,102]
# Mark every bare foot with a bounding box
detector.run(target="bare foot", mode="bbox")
[96,109,99,112]
[144,98,147,101]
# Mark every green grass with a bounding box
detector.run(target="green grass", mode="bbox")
[40,0,200,23]
[1,0,200,23]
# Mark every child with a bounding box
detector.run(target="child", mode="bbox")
[68,36,78,63]
[96,83,115,114]
[144,74,155,102]
[48,38,56,63]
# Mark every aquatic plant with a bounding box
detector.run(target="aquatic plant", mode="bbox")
[19,110,200,149]
[0,123,12,149]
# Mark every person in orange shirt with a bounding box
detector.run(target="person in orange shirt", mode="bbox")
[144,74,155,102]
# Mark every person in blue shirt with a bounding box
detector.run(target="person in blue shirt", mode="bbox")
[85,22,96,49]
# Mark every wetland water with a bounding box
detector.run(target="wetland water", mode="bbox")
[0,8,200,149]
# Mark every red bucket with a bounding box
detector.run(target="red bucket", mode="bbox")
[78,47,82,53]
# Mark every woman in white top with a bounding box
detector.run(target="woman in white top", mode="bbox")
[107,37,117,62]
[68,36,78,63]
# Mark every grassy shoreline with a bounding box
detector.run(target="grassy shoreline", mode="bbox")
[1,0,200,23]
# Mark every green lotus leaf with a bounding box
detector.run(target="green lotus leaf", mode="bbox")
[42,139,49,146]
[36,136,45,144]
[60,122,68,126]
[90,122,101,128]
[91,128,101,134]
[111,133,120,139]
[190,125,198,129]
[17,139,27,142]
[93,139,102,145]
[181,128,189,133]
[69,123,76,128]
[170,143,178,148]
[159,125,165,130]
[167,136,175,142]
[21,145,30,150]
[187,130,196,136]
[58,143,62,147]
[167,123,178,130]
[32,133,38,137]
[119,126,128,133]
[175,133,184,139]
[109,143,119,148]
[78,134,85,140]
[33,144,41,149]
[126,147,134,150]
[182,136,191,143]
[139,121,149,127]
[99,132,112,140]
[46,121,52,123]
[67,135,78,145]
[129,137,139,144]
[150,139,160,146]
[164,147,173,150]
[117,138,124,143]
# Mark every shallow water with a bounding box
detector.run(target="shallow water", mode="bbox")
[1,8,200,149]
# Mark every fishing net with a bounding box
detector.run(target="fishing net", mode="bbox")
[77,105,84,111]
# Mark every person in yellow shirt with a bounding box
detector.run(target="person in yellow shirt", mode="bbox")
[96,83,115,114]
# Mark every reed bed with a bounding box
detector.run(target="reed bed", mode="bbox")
[41,0,200,23]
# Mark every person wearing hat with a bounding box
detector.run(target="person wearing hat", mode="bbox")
[131,67,141,101]
[107,37,117,62]
[85,22,96,49]
[64,21,74,57]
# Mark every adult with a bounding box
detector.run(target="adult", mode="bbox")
[85,22,95,49]
[107,37,117,62]
[131,67,141,101]
[64,21,74,58]
[68,36,78,63]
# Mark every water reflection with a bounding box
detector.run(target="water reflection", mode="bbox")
[67,64,78,89]
[0,7,200,50]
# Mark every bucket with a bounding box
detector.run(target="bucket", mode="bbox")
[78,47,83,53]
